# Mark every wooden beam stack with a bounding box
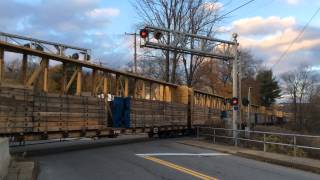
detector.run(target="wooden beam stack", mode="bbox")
[0,84,107,135]
[130,99,188,128]
[0,84,34,133]
[32,93,106,132]
[192,105,224,127]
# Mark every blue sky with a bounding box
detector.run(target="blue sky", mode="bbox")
[1,0,320,75]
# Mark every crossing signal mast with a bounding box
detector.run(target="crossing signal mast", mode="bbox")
[138,25,241,135]
[139,25,235,60]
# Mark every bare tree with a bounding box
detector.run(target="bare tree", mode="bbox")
[182,1,222,86]
[133,0,222,84]
[281,66,316,130]
[240,50,262,104]
[192,59,231,96]
[192,50,262,101]
[305,85,320,132]
[126,56,165,80]
[133,0,188,82]
[240,50,261,79]
[5,58,21,80]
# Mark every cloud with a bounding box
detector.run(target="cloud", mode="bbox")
[286,0,300,5]
[202,2,223,11]
[87,8,120,18]
[0,0,127,68]
[232,16,295,36]
[229,16,320,75]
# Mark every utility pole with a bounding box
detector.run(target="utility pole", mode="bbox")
[248,87,252,130]
[125,32,137,73]
[238,53,242,129]
[232,33,239,141]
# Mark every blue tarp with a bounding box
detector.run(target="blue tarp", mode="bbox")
[123,97,131,128]
[221,111,227,118]
[111,97,131,128]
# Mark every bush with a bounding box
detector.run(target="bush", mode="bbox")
[263,135,306,157]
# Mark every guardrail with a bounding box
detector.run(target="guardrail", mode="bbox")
[197,127,320,157]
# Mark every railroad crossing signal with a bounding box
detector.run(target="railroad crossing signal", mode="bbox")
[139,28,149,46]
[138,25,235,60]
[153,31,163,40]
[139,29,148,39]
[231,97,239,106]
[139,29,163,40]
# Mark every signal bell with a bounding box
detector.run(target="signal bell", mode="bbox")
[153,31,163,40]
[140,29,148,38]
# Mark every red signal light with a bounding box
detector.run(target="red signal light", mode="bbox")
[140,29,148,38]
[231,97,238,106]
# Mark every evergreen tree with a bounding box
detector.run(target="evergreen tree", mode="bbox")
[256,69,281,107]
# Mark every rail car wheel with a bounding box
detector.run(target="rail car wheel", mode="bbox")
[107,134,118,138]
[158,131,165,138]
[164,131,172,138]
[181,130,186,136]
[148,132,154,138]
[167,131,174,138]
[173,130,179,137]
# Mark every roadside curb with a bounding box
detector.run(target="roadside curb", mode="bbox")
[5,160,38,180]
[11,136,152,157]
[236,152,320,174]
[177,140,320,174]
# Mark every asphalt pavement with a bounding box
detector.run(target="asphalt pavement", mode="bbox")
[28,137,320,180]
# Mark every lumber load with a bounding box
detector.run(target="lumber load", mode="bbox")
[131,99,188,128]
[111,97,188,128]
[192,105,223,127]
[0,85,108,134]
[32,92,107,132]
[0,85,34,133]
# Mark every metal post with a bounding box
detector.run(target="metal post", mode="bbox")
[213,129,216,144]
[248,87,252,130]
[232,33,239,145]
[134,33,137,73]
[263,133,267,152]
[196,126,199,139]
[293,136,297,157]
[238,53,242,128]
[235,129,238,147]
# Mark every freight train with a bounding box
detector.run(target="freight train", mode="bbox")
[0,83,286,142]
[0,32,287,142]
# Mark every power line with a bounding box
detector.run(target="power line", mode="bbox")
[272,7,320,68]
[219,0,257,19]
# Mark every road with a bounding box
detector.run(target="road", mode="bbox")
[30,137,320,180]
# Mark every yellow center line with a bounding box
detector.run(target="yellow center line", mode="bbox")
[141,155,218,180]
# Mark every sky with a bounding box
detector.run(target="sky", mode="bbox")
[0,0,320,75]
